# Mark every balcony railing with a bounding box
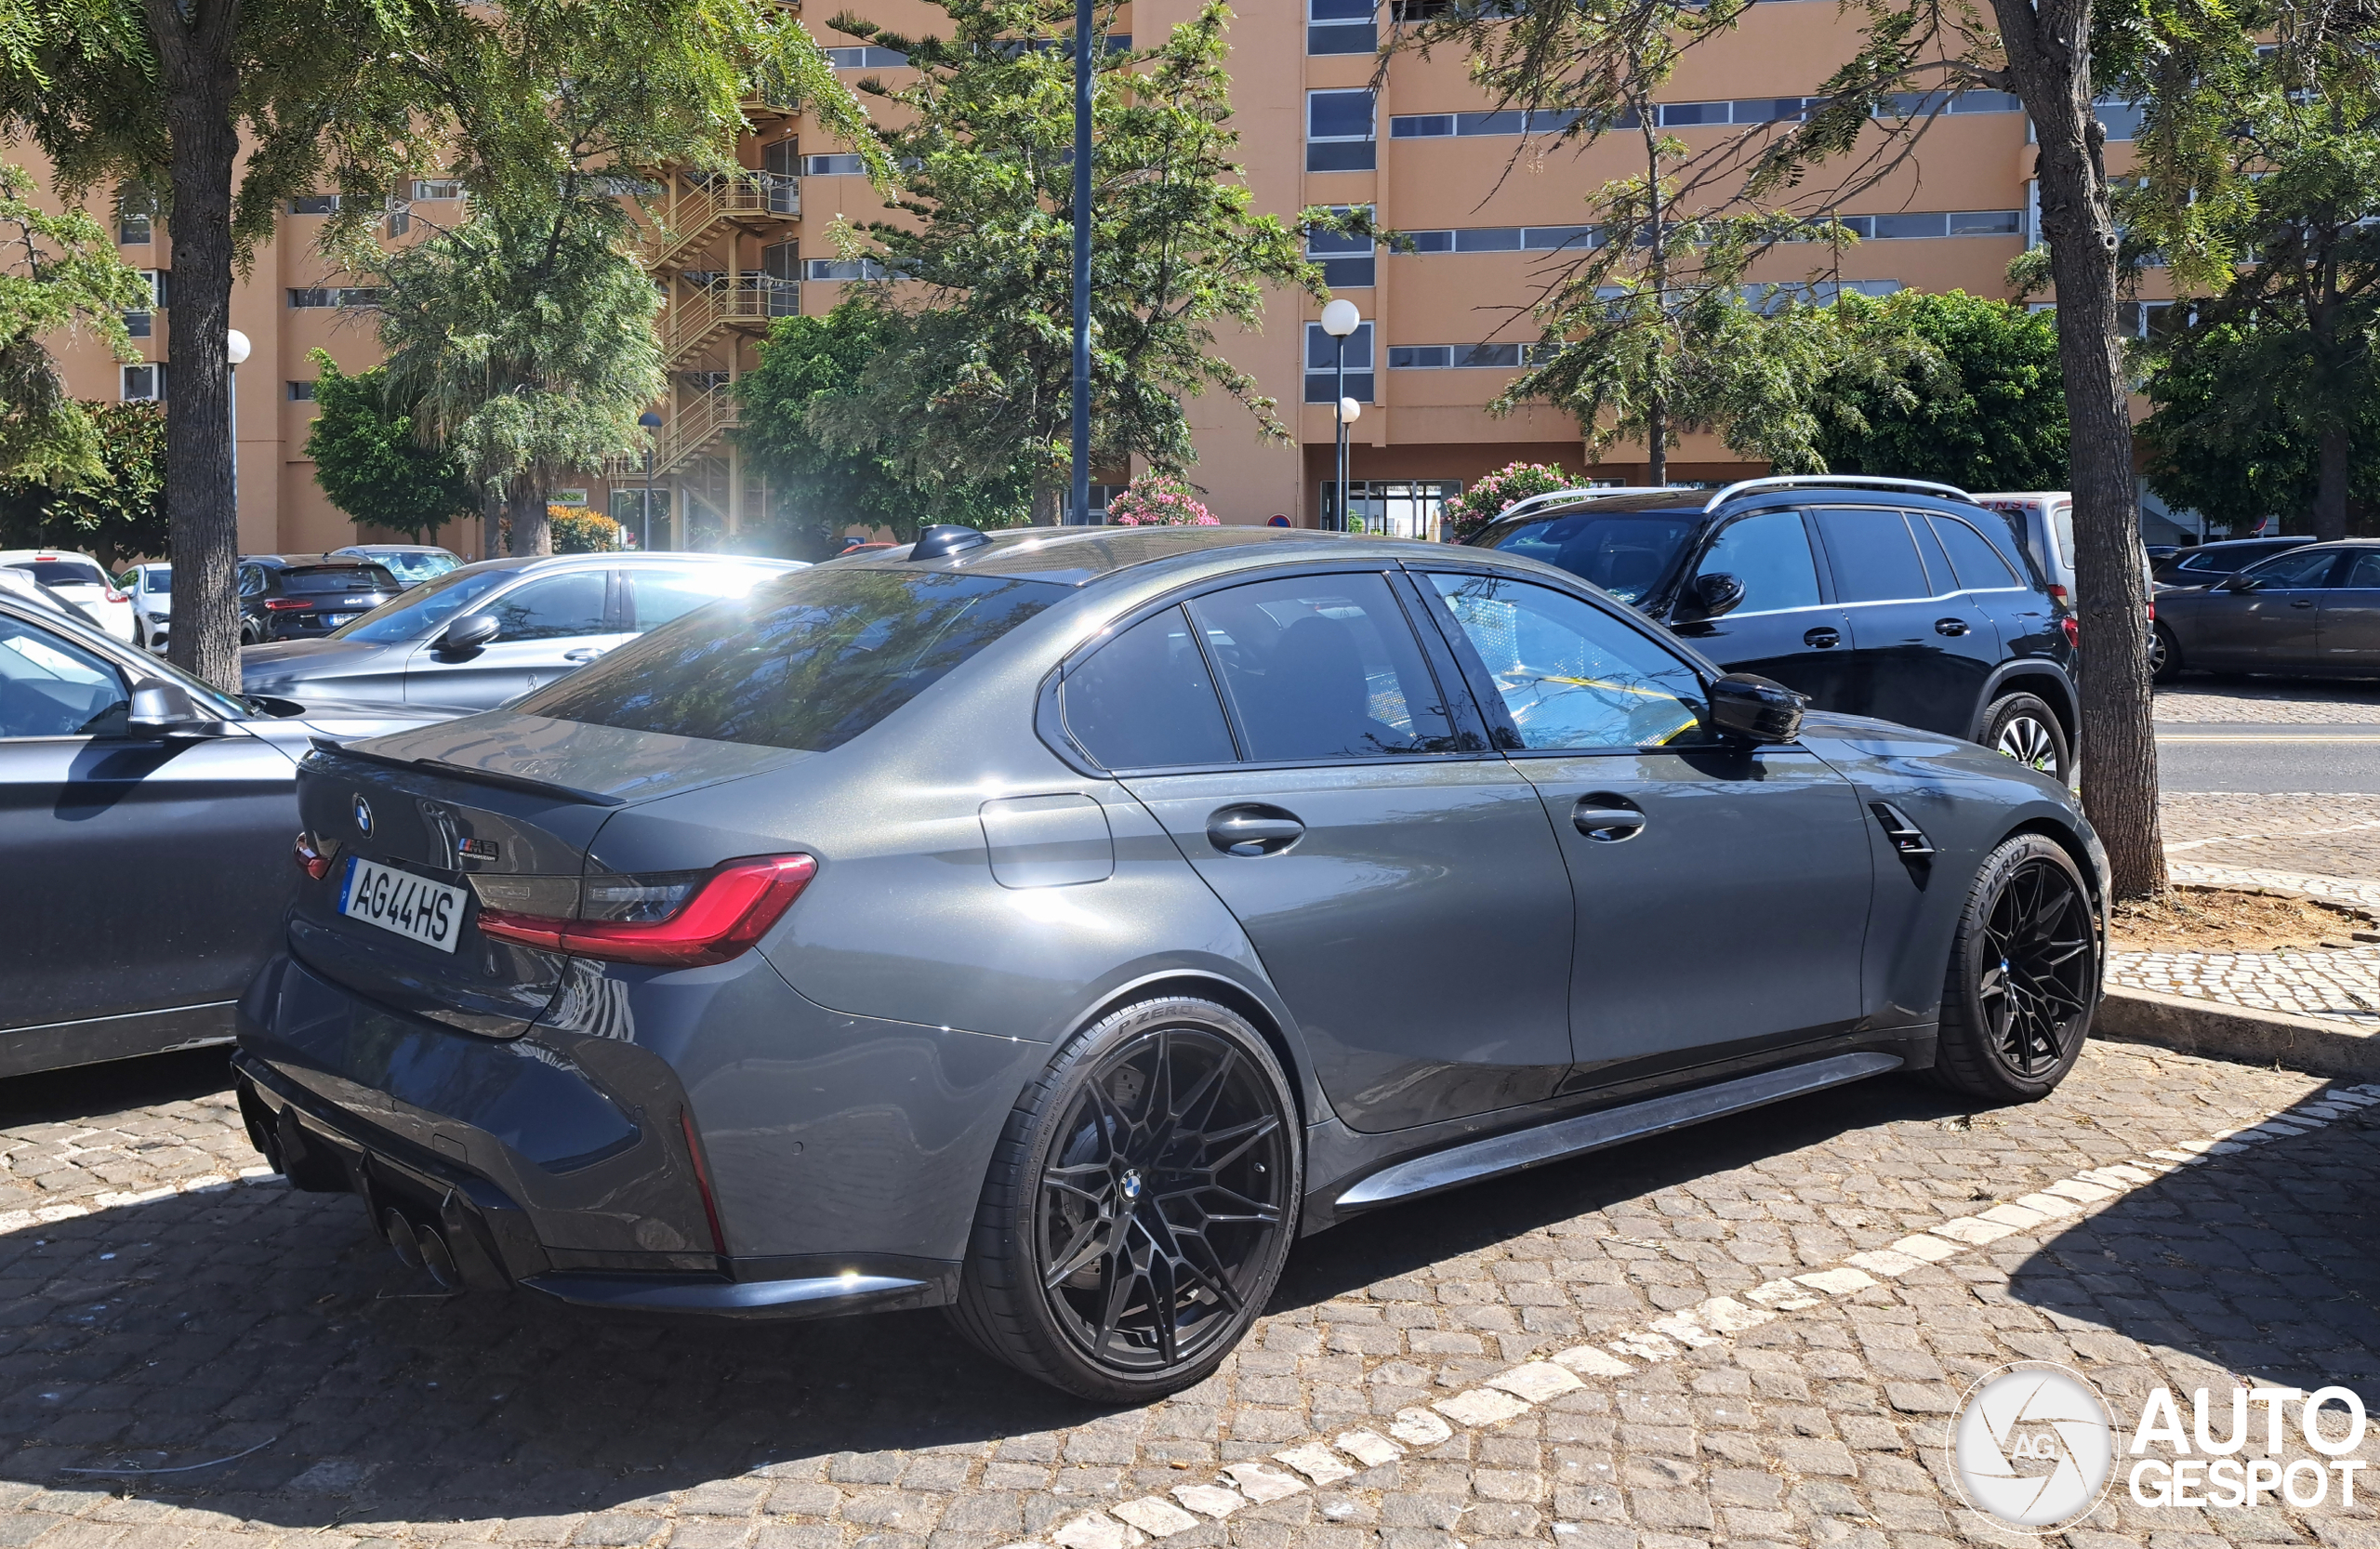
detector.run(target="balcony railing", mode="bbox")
[653,385,741,475]
[641,172,800,271]
[662,275,800,361]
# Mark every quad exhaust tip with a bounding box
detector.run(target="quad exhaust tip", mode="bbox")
[382,1206,462,1291]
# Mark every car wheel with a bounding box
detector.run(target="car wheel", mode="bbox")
[2149,623,2183,682]
[1928,834,2098,1104]
[1982,693,2069,783]
[947,996,1302,1402]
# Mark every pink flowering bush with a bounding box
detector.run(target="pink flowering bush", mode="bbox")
[1445,461,1578,541]
[1107,470,1221,526]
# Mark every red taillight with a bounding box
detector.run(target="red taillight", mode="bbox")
[293,831,332,880]
[2061,616,2080,649]
[262,597,311,611]
[2047,583,2069,602]
[478,854,816,967]
[681,1107,728,1255]
[104,589,127,604]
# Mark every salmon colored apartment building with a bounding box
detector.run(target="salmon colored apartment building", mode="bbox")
[22,0,2193,555]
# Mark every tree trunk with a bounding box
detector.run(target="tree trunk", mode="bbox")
[1646,395,1667,486]
[481,489,503,562]
[2312,425,2350,541]
[509,480,552,556]
[147,0,242,693]
[1990,0,2165,898]
[1031,476,1061,526]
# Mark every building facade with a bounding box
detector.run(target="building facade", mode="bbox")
[25,1,2178,552]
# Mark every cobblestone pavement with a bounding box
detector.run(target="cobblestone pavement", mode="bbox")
[2154,682,2380,724]
[5,1040,2378,1549]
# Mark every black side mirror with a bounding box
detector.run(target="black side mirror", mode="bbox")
[1683,571,1746,621]
[126,680,211,737]
[1707,672,1807,744]
[438,613,501,653]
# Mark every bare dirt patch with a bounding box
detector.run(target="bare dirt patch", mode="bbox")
[2109,885,2379,954]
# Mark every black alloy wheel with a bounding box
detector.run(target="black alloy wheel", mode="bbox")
[1931,833,2098,1102]
[950,997,1301,1401]
[1981,693,2071,784]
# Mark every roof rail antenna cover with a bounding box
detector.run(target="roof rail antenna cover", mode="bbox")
[912,524,993,561]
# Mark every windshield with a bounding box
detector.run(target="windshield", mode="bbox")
[329,566,514,642]
[1481,510,1702,604]
[8,558,107,589]
[365,550,461,584]
[139,568,170,593]
[519,568,1066,751]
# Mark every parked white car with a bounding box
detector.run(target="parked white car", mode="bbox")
[115,563,172,651]
[0,550,136,642]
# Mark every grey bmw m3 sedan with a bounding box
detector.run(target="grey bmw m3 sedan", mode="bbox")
[234,523,2108,1399]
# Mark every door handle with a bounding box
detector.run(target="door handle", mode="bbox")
[1207,806,1304,856]
[562,648,605,662]
[1803,627,1841,648]
[1934,617,1970,637]
[1571,798,1646,841]
[2290,599,2315,609]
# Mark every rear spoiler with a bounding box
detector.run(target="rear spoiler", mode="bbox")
[306,737,628,808]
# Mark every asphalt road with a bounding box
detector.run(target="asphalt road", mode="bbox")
[2156,722,2380,793]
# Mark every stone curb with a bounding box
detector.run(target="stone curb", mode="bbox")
[2097,984,2380,1078]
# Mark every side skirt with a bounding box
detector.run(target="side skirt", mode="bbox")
[1316,1050,1905,1218]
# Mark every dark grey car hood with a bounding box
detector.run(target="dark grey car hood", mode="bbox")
[347,709,808,805]
[242,636,407,685]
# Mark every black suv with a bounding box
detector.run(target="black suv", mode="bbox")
[1466,476,2082,778]
[236,555,401,643]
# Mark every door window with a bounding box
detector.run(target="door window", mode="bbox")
[1063,606,1237,770]
[626,565,777,630]
[1693,510,1820,613]
[0,616,129,737]
[1926,512,2022,589]
[1425,573,1710,750]
[1188,574,1457,761]
[483,571,613,641]
[237,565,265,597]
[1814,508,1929,603]
[2341,551,2380,589]
[2239,548,2344,589]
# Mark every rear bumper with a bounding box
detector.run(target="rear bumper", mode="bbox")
[232,955,960,1319]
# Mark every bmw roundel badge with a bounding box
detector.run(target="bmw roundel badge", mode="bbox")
[352,795,374,837]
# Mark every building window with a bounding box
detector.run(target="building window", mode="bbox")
[116,183,156,245]
[1388,342,1527,368]
[2095,99,2146,140]
[805,258,889,281]
[1788,211,2022,242]
[1303,319,1374,404]
[122,364,166,402]
[1322,479,1463,540]
[288,380,318,402]
[1307,205,1376,288]
[801,153,868,177]
[386,205,411,237]
[289,193,340,215]
[288,286,383,308]
[411,179,464,201]
[1308,0,1376,54]
[824,46,908,68]
[1071,484,1125,522]
[1306,89,1377,173]
[122,269,168,338]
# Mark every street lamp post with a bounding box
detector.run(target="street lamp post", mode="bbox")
[226,330,250,536]
[1066,0,1094,525]
[1319,299,1360,531]
[638,410,663,551]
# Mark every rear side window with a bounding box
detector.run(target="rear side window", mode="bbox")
[1814,508,1928,603]
[2239,548,2343,588]
[1063,606,1236,769]
[1189,573,1458,761]
[1927,514,2022,589]
[520,569,1065,751]
[7,559,106,589]
[279,566,396,594]
[2175,549,2223,572]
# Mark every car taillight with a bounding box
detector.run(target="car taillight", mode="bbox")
[2061,616,2080,649]
[2046,583,2069,602]
[262,597,312,611]
[477,854,816,967]
[104,589,127,604]
[293,831,334,880]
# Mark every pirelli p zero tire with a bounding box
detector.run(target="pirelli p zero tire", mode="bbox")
[947,996,1302,1402]
[1982,693,2071,784]
[1930,834,2099,1104]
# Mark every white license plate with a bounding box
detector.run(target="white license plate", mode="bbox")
[338,855,468,953]
[324,613,356,626]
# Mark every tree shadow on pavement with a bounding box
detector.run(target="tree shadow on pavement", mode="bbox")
[0,1070,1976,1528]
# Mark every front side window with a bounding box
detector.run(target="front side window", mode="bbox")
[1188,573,1457,761]
[331,567,510,642]
[1693,510,1820,613]
[1814,507,1929,603]
[1426,573,1709,750]
[2238,548,2343,589]
[520,569,1065,752]
[0,616,129,738]
[1063,605,1237,770]
[484,572,613,641]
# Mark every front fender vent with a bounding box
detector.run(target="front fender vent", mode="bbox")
[1869,801,1935,857]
